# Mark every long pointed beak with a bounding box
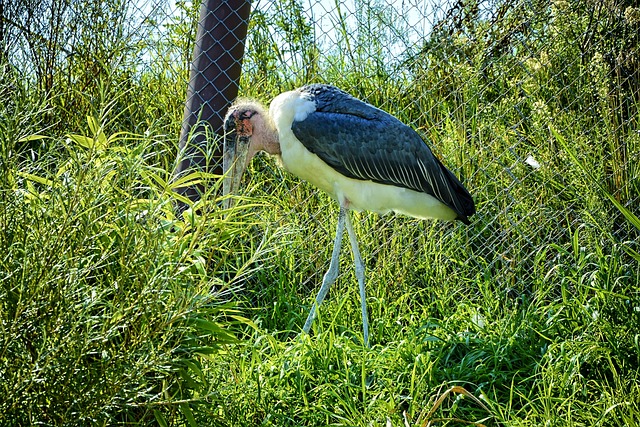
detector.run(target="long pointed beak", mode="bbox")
[222,125,250,209]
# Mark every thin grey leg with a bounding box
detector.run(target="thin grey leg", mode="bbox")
[345,213,369,348]
[302,206,346,334]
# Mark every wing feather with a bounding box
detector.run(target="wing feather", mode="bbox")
[291,85,475,221]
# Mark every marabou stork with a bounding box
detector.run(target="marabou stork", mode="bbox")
[223,84,475,347]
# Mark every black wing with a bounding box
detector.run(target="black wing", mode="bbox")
[292,84,475,222]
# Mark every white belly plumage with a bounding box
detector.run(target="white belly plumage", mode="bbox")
[278,131,457,221]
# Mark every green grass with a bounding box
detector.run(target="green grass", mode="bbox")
[2,102,639,426]
[2,0,640,425]
[5,119,637,425]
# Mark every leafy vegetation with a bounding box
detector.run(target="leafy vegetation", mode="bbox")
[1,0,639,425]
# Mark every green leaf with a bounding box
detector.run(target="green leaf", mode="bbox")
[18,134,49,143]
[86,115,107,149]
[180,403,197,427]
[66,134,96,149]
[550,125,640,231]
[188,316,237,338]
[87,115,100,135]
[17,171,54,187]
[169,171,220,189]
[153,410,169,427]
[106,131,131,146]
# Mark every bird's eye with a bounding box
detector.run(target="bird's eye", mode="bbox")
[239,110,256,120]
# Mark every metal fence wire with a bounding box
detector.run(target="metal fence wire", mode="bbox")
[4,0,639,293]
[176,0,640,293]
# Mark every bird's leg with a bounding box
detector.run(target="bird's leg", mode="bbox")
[302,206,346,335]
[345,213,369,348]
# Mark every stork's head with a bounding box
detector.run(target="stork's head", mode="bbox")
[223,102,279,208]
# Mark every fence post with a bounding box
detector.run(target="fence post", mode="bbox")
[173,0,251,206]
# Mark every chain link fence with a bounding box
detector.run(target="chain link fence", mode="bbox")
[4,0,639,294]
